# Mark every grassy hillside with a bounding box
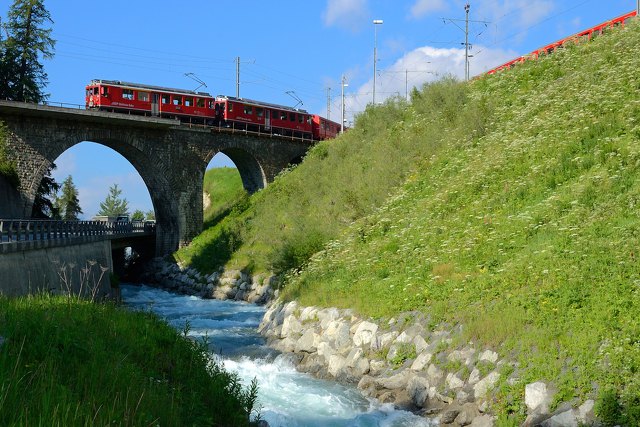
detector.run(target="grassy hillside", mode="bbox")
[202,166,246,229]
[283,23,640,423]
[0,294,258,426]
[177,20,640,424]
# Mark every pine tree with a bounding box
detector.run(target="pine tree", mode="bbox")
[1,0,55,102]
[131,209,145,221]
[97,184,129,217]
[31,163,59,218]
[56,175,82,220]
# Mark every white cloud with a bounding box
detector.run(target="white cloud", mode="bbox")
[52,150,76,182]
[323,0,368,29]
[477,0,555,41]
[409,0,447,19]
[339,44,517,123]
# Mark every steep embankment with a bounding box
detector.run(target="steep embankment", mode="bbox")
[283,22,640,424]
[177,20,640,425]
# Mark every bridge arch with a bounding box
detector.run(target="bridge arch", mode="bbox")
[0,102,312,255]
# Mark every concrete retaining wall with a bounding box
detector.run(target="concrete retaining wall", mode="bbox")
[0,239,113,297]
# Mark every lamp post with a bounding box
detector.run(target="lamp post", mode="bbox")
[373,19,383,105]
[341,75,348,134]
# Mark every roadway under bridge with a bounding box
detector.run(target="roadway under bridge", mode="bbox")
[0,100,312,256]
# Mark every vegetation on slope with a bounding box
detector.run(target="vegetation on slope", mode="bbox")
[203,166,247,229]
[177,19,640,425]
[0,294,259,426]
[281,23,640,424]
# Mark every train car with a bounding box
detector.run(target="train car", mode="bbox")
[487,10,637,75]
[214,95,314,139]
[85,79,216,123]
[311,115,342,140]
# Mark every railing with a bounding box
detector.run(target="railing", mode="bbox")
[0,219,155,244]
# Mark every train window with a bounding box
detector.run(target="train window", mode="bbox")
[306,115,311,125]
[122,89,134,100]
[244,105,253,115]
[196,98,205,108]
[256,107,264,117]
[101,86,108,96]
[184,97,193,107]
[228,102,233,112]
[173,96,182,106]
[280,111,287,120]
[289,112,296,122]
[138,91,149,102]
[162,94,170,104]
[298,114,303,124]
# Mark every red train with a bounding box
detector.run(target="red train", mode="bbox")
[85,79,342,141]
[487,10,637,75]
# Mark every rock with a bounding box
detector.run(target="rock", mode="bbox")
[317,307,340,329]
[414,335,428,354]
[407,376,430,408]
[295,329,317,353]
[541,410,578,427]
[478,350,498,364]
[473,371,500,399]
[328,355,346,377]
[281,314,303,338]
[455,403,479,426]
[299,306,319,322]
[316,341,336,361]
[525,381,553,414]
[353,321,378,347]
[345,348,370,376]
[577,400,595,424]
[427,363,445,384]
[470,414,494,427]
[468,368,481,385]
[376,370,411,390]
[446,372,465,390]
[447,347,476,365]
[371,331,399,351]
[441,408,460,424]
[410,351,433,371]
[325,320,352,350]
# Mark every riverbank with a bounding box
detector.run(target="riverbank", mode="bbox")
[142,258,600,426]
[0,290,258,426]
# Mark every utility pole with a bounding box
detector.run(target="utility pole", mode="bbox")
[373,19,383,105]
[326,87,331,120]
[465,2,470,81]
[235,56,240,98]
[443,2,488,81]
[341,75,348,134]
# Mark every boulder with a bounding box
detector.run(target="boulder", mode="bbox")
[525,381,553,414]
[407,375,430,408]
[353,321,378,347]
[473,371,500,399]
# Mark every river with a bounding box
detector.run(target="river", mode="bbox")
[121,284,436,427]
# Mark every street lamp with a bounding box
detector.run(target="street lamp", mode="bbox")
[341,75,348,134]
[373,19,383,105]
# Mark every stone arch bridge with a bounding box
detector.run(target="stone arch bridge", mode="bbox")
[0,101,311,255]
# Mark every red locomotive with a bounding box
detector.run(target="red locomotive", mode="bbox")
[487,10,637,75]
[85,79,342,141]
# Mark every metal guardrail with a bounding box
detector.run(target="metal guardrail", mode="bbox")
[0,219,155,244]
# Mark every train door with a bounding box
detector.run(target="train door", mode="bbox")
[151,93,160,116]
[265,109,271,130]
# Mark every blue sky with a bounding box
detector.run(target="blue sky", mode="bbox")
[4,0,634,218]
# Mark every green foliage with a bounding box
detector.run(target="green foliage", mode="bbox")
[31,162,60,219]
[0,121,18,187]
[55,175,83,220]
[203,166,247,229]
[1,0,55,102]
[131,209,145,221]
[0,294,257,426]
[390,343,417,368]
[97,183,129,217]
[145,209,155,220]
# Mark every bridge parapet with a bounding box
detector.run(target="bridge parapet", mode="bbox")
[0,219,155,254]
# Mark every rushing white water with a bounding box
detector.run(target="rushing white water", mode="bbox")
[122,284,435,427]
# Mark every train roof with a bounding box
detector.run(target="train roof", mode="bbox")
[216,95,309,114]
[88,79,213,97]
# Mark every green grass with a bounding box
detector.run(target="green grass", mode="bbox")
[0,294,259,426]
[0,121,19,187]
[203,167,247,229]
[177,19,640,425]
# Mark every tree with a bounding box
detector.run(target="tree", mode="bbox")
[145,210,156,221]
[131,209,145,221]
[97,184,129,217]
[55,175,82,220]
[31,163,59,218]
[1,0,55,102]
